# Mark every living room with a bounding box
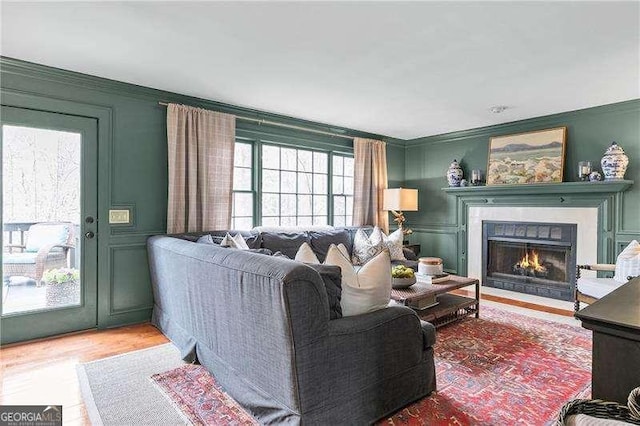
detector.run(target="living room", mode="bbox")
[1,2,639,425]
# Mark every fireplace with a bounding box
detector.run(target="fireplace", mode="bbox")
[482,221,577,301]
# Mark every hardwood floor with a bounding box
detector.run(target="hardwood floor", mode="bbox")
[0,323,168,425]
[0,297,574,425]
[452,288,575,317]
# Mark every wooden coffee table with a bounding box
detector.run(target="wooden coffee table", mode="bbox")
[391,275,479,328]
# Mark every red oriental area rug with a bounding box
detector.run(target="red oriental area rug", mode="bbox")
[151,305,591,425]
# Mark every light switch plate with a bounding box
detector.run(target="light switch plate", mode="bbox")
[109,209,130,224]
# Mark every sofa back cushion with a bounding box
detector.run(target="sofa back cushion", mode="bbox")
[261,232,310,259]
[309,229,351,263]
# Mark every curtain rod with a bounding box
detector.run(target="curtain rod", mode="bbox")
[158,101,353,140]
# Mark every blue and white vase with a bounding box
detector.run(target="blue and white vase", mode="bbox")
[600,142,629,180]
[447,159,464,187]
[589,171,602,182]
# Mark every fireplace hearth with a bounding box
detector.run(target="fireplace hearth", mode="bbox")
[482,221,577,301]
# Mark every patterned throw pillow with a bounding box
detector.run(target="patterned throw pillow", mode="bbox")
[220,233,250,250]
[325,245,392,317]
[614,240,640,283]
[371,228,406,261]
[351,228,385,265]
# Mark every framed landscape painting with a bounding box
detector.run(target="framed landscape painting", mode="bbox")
[487,127,566,185]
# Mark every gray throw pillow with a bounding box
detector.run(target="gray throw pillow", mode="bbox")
[305,263,342,320]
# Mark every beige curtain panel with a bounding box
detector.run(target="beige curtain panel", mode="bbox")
[353,138,389,233]
[166,104,236,233]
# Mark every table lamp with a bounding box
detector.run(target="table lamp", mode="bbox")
[383,188,418,235]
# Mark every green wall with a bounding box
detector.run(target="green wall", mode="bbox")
[0,57,400,329]
[1,56,638,330]
[402,100,640,274]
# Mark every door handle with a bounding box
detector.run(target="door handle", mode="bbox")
[85,231,95,239]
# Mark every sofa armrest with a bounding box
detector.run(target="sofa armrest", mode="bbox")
[292,306,431,411]
[328,305,422,337]
[326,305,429,371]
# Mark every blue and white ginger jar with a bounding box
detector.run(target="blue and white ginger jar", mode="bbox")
[447,159,464,187]
[600,142,629,181]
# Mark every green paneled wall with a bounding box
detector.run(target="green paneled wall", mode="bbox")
[0,57,398,329]
[402,100,640,274]
[1,56,638,330]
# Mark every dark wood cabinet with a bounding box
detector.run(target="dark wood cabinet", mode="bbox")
[575,278,640,404]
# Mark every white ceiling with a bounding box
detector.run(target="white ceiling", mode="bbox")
[2,2,639,140]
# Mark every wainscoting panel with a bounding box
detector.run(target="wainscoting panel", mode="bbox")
[109,244,153,315]
[410,227,459,274]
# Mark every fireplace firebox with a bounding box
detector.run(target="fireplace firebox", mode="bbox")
[482,221,577,301]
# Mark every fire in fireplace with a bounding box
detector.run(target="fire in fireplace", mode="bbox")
[513,250,548,278]
[482,221,577,301]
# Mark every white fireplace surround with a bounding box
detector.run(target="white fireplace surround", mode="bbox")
[467,206,599,305]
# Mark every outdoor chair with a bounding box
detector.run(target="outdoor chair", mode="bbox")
[3,222,75,285]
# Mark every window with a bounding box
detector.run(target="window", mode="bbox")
[332,154,354,226]
[261,145,329,227]
[232,141,355,228]
[231,142,254,229]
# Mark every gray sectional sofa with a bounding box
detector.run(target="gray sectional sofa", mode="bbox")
[147,227,436,425]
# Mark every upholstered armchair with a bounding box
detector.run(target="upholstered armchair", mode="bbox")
[575,239,640,312]
[574,264,620,312]
[3,222,75,285]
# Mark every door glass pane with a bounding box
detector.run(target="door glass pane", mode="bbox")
[2,125,81,315]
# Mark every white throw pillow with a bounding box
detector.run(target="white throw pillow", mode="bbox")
[351,227,385,265]
[294,242,320,264]
[325,245,392,317]
[295,242,350,265]
[220,233,250,250]
[614,240,640,283]
[336,243,350,260]
[371,228,406,261]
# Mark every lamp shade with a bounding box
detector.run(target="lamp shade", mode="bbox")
[383,188,418,211]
